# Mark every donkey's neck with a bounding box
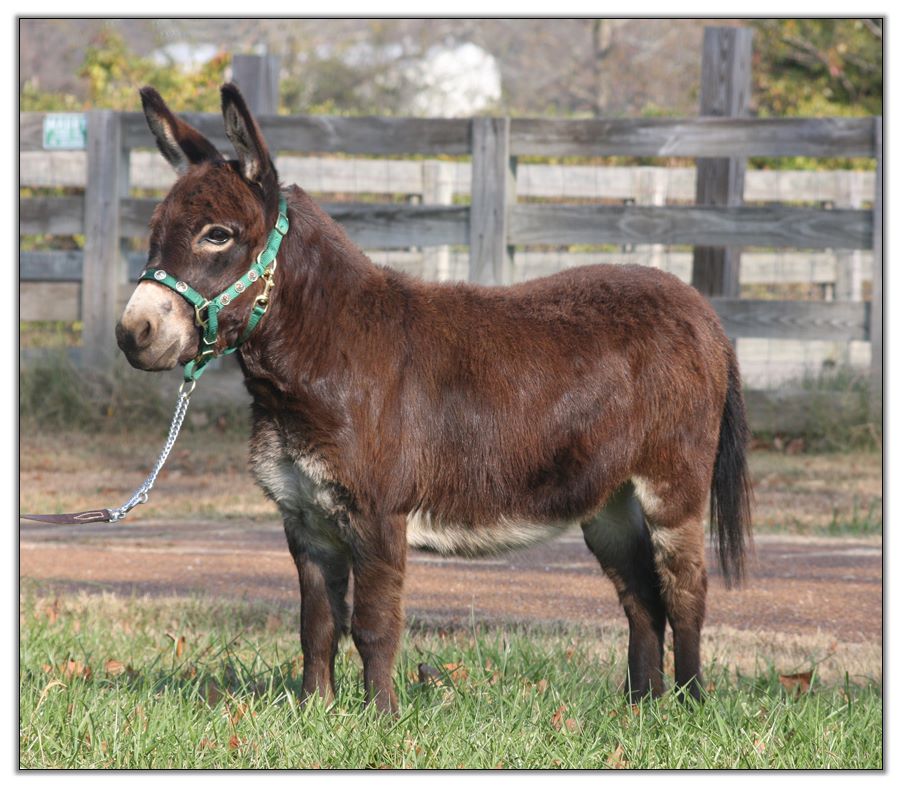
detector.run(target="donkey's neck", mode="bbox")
[238,186,405,410]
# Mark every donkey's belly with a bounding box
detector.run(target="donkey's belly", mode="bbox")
[405,510,576,557]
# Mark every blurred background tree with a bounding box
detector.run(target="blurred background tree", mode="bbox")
[751,18,882,117]
[20,18,882,118]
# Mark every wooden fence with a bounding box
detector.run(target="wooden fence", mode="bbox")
[20,110,882,412]
[20,151,875,297]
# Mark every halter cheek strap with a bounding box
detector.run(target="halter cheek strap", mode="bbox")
[140,195,289,382]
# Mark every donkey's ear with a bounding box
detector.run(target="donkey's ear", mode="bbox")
[220,83,274,186]
[140,87,222,175]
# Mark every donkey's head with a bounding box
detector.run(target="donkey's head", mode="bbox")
[116,84,281,371]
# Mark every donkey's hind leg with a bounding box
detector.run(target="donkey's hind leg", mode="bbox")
[632,475,708,700]
[582,483,667,700]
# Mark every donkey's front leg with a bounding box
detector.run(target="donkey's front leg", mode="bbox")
[284,520,351,705]
[350,513,407,714]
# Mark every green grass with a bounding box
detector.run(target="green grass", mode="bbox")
[19,592,882,769]
[826,495,883,537]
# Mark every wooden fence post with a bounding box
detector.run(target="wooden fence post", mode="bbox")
[232,54,281,115]
[469,117,516,286]
[82,110,127,367]
[635,167,668,271]
[422,160,455,281]
[870,117,883,419]
[833,170,866,302]
[691,26,753,297]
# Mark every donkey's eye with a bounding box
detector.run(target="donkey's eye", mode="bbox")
[203,226,233,245]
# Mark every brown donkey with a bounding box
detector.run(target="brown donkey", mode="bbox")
[117,84,752,713]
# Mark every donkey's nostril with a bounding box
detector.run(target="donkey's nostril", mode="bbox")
[116,317,156,354]
[136,320,154,348]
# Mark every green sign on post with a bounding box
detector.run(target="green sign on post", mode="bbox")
[42,113,87,150]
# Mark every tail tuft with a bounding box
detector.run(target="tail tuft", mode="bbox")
[710,357,753,587]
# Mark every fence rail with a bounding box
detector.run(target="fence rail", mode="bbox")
[20,149,877,202]
[19,113,878,158]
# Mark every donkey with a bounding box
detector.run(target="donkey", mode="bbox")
[116,84,752,713]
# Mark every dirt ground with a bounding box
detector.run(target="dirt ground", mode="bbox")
[19,431,883,683]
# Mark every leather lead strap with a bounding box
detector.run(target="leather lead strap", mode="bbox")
[20,509,114,525]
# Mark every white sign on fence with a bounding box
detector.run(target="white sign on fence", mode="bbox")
[42,114,87,150]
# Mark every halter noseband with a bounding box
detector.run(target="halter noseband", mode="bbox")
[140,195,289,382]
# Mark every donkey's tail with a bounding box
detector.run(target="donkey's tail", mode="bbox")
[710,353,753,587]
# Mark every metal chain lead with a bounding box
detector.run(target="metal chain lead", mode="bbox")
[108,380,196,522]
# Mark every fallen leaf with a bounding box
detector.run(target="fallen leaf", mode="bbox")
[443,662,468,682]
[606,743,627,769]
[228,702,250,726]
[104,659,126,676]
[228,735,242,750]
[551,704,567,731]
[779,670,813,697]
[404,737,424,756]
[166,633,186,658]
[61,659,92,680]
[535,678,549,694]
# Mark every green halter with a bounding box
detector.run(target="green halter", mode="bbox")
[140,195,289,382]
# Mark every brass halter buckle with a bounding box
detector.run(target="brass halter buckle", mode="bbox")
[193,300,211,330]
[255,259,278,310]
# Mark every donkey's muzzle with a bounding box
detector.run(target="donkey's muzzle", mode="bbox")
[116,280,198,371]
[116,315,178,370]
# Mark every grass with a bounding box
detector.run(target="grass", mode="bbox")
[746,451,882,536]
[826,496,883,537]
[19,592,882,770]
[19,351,249,434]
[771,366,881,453]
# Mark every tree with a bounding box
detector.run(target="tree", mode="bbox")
[21,28,227,112]
[751,19,882,117]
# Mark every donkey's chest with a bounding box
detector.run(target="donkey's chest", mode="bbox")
[251,447,353,552]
